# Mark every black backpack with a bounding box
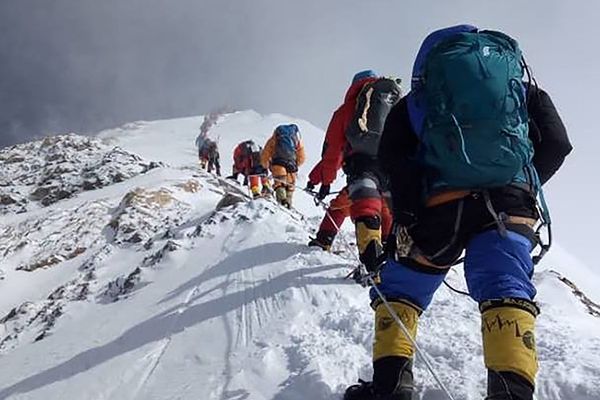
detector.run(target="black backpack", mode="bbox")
[244,140,262,169]
[345,77,402,156]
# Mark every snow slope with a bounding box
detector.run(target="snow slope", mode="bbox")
[96,110,334,218]
[1,111,599,400]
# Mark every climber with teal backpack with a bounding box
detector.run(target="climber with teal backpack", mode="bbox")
[344,25,572,400]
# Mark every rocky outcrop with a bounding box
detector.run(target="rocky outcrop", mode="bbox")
[0,134,162,214]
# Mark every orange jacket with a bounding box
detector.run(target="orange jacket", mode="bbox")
[316,77,378,185]
[261,131,306,170]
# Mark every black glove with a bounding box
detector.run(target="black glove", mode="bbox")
[316,184,330,200]
[305,181,315,191]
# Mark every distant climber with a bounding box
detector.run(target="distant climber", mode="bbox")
[307,70,400,268]
[306,161,392,251]
[195,134,221,176]
[261,124,305,208]
[195,109,228,176]
[229,140,272,198]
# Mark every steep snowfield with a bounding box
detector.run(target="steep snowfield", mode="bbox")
[1,111,599,400]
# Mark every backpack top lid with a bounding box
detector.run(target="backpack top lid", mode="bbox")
[244,140,261,154]
[274,124,300,161]
[352,70,377,84]
[408,24,479,135]
[242,139,255,149]
[411,24,478,90]
[275,124,300,138]
[236,140,252,155]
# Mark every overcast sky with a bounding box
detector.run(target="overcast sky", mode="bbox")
[0,0,597,268]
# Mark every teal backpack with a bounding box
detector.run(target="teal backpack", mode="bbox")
[408,26,552,263]
[408,28,535,193]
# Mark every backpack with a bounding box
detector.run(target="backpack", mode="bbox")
[241,140,262,170]
[203,140,218,160]
[408,27,535,193]
[345,77,402,156]
[195,134,208,151]
[274,124,300,164]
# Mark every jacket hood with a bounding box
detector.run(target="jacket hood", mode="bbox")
[344,77,378,103]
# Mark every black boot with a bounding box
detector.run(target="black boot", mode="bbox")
[486,370,534,400]
[308,231,335,251]
[373,356,414,400]
[344,379,376,400]
[344,379,413,400]
[359,239,384,272]
[344,357,414,400]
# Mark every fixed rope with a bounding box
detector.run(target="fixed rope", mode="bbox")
[304,188,457,400]
[227,173,459,399]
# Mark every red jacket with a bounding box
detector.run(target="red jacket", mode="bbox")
[311,77,378,186]
[308,160,324,185]
[233,144,251,175]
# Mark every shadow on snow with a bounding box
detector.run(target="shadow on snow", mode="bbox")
[0,263,345,399]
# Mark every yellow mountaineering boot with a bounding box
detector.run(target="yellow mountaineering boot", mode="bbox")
[344,300,419,400]
[250,184,261,199]
[372,300,420,362]
[355,216,384,272]
[275,186,287,206]
[370,300,419,399]
[481,299,539,400]
[261,181,273,198]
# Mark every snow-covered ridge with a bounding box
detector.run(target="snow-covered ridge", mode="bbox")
[0,168,210,354]
[0,111,599,400]
[0,134,162,215]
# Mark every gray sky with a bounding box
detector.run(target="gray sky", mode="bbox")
[0,0,597,268]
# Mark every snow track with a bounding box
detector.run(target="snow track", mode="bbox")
[129,286,201,400]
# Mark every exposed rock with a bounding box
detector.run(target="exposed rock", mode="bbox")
[0,133,163,215]
[176,179,202,193]
[550,270,600,318]
[102,268,143,302]
[108,187,190,245]
[0,194,17,205]
[216,193,245,210]
[16,247,87,272]
[141,240,181,268]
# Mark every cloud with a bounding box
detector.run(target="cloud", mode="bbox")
[0,0,597,266]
